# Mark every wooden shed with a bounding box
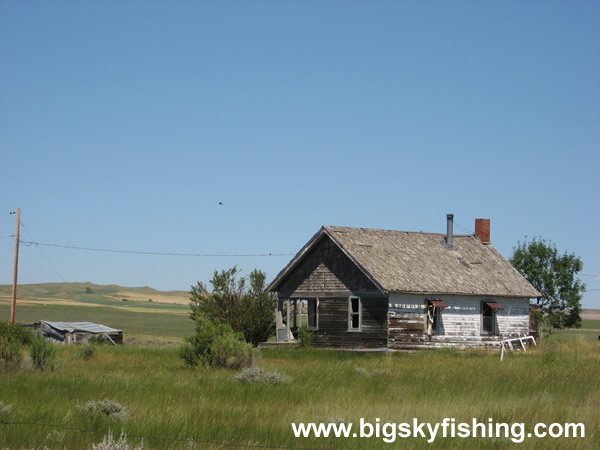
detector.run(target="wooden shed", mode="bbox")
[35,321,123,345]
[267,215,540,350]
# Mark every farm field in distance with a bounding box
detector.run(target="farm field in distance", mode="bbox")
[0,283,598,448]
[0,282,193,342]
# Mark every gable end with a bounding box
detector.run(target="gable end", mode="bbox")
[274,234,381,296]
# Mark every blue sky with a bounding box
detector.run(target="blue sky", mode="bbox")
[1,1,599,308]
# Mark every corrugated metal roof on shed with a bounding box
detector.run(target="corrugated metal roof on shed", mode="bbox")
[40,321,121,334]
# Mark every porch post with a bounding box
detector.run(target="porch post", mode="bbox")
[286,299,294,341]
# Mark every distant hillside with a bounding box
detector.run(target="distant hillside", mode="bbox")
[0,282,190,306]
[582,309,600,320]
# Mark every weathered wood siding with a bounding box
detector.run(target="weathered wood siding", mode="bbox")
[277,236,380,297]
[312,298,388,349]
[388,293,530,349]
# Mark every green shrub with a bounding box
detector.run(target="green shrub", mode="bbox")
[76,399,129,422]
[89,335,110,345]
[189,267,275,346]
[30,335,56,371]
[211,333,254,370]
[180,318,254,369]
[0,338,23,370]
[0,321,33,346]
[180,318,231,367]
[78,345,97,360]
[235,366,292,385]
[297,327,314,348]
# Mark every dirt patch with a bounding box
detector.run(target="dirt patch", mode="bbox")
[582,309,600,320]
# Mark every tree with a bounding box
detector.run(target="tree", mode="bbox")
[510,237,585,329]
[189,267,275,346]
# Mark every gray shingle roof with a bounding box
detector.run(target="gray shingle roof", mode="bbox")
[270,226,541,298]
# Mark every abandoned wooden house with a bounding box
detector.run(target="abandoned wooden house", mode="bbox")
[267,215,540,350]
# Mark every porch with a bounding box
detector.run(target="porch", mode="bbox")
[275,298,317,342]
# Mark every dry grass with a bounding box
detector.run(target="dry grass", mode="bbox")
[110,291,188,305]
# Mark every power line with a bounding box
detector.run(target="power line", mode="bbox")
[19,222,67,282]
[419,220,445,233]
[19,240,295,257]
[453,221,473,234]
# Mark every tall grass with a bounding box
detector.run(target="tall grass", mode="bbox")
[0,333,598,448]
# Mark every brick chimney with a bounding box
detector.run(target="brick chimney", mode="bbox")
[475,218,490,244]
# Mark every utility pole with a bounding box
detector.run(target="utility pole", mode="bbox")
[11,208,21,324]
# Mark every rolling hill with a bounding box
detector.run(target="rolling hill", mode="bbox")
[0,282,190,307]
[0,282,194,340]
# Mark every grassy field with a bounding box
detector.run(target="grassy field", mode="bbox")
[0,302,193,344]
[0,282,193,343]
[1,287,598,448]
[0,325,598,448]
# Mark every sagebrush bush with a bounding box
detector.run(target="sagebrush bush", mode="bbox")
[44,430,65,445]
[0,401,12,416]
[235,366,292,385]
[371,368,391,376]
[92,430,144,450]
[30,335,56,371]
[180,318,255,369]
[77,345,97,360]
[77,399,129,422]
[354,366,391,376]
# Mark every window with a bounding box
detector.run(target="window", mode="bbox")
[348,296,361,331]
[425,299,448,335]
[481,301,503,335]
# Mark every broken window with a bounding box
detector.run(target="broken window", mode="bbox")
[481,301,503,335]
[425,299,448,335]
[296,299,307,328]
[295,299,318,329]
[348,296,361,331]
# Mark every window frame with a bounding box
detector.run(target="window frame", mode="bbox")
[348,296,362,332]
[295,298,319,330]
[480,300,498,335]
[425,300,441,335]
